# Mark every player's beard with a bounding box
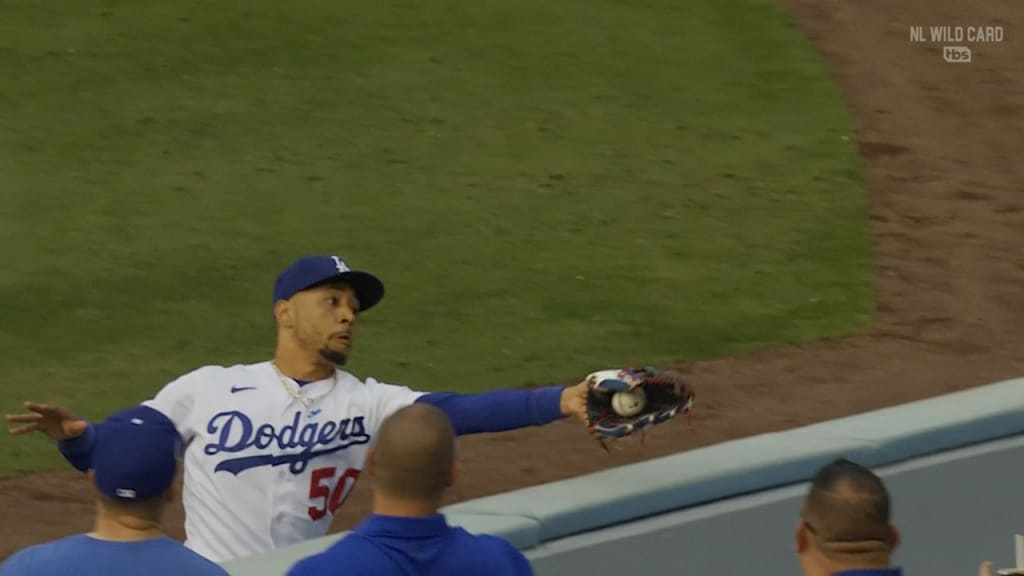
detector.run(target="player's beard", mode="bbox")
[319,347,348,366]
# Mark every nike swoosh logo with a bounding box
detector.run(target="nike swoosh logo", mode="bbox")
[231,386,257,393]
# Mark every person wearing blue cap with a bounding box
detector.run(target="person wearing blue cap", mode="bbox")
[288,403,532,576]
[0,406,228,576]
[7,254,594,563]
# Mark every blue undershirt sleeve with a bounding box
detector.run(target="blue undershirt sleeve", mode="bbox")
[415,386,565,435]
[56,423,97,472]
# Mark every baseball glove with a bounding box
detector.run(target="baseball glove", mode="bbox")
[585,367,695,450]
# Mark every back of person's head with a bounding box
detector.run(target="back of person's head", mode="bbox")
[795,458,899,575]
[90,405,183,520]
[367,403,456,505]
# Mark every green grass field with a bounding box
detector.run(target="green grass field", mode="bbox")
[0,0,872,477]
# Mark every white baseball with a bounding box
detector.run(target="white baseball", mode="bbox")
[611,388,646,417]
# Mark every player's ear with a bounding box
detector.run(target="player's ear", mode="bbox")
[889,525,901,550]
[795,521,810,554]
[274,299,294,328]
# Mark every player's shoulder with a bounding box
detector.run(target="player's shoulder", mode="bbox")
[339,370,417,392]
[287,534,382,576]
[337,371,428,408]
[184,360,270,378]
[161,542,231,575]
[0,541,46,574]
[164,361,272,388]
[457,529,521,552]
[0,535,89,575]
[144,361,275,412]
[449,528,533,573]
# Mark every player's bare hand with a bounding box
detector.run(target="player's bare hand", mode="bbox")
[5,402,88,440]
[979,561,993,576]
[560,379,589,423]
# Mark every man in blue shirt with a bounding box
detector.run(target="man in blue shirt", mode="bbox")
[287,403,533,575]
[795,458,903,576]
[0,405,228,576]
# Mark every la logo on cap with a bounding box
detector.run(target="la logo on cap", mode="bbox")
[331,256,349,273]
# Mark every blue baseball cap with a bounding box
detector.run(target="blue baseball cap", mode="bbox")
[92,406,183,502]
[272,255,385,312]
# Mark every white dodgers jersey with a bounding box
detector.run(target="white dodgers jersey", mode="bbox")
[141,361,425,562]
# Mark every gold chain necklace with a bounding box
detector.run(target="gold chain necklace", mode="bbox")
[271,361,338,409]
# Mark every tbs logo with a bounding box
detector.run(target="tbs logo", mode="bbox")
[943,46,972,63]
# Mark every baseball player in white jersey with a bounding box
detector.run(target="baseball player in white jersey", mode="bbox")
[7,254,591,563]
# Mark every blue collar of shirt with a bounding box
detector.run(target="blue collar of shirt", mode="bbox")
[355,514,450,539]
[833,569,902,576]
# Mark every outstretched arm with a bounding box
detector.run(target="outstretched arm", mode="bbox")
[5,402,94,471]
[7,369,199,472]
[414,380,588,435]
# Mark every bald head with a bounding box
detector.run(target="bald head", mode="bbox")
[801,458,896,559]
[370,404,456,503]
